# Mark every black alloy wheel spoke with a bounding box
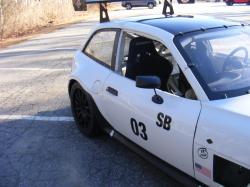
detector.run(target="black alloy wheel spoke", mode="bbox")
[76,90,81,102]
[73,87,92,130]
[86,112,90,118]
[81,114,86,125]
[76,106,82,110]
[84,98,87,104]
[85,116,91,126]
[78,112,83,119]
[74,99,81,105]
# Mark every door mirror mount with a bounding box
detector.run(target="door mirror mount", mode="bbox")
[136,76,164,104]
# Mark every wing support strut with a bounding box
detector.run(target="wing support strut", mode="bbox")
[162,0,174,15]
[100,3,110,23]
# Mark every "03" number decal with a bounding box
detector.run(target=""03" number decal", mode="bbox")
[131,118,148,140]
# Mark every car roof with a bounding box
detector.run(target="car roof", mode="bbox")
[115,15,242,35]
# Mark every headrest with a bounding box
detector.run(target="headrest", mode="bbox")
[127,37,158,65]
[196,41,208,54]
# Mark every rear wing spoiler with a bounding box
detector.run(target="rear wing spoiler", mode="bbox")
[72,0,194,23]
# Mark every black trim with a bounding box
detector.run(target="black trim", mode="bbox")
[214,155,250,187]
[106,86,118,96]
[84,52,112,69]
[83,29,121,71]
[140,16,241,35]
[88,93,114,134]
[111,29,121,71]
[87,92,207,187]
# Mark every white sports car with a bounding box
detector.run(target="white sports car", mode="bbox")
[68,6,250,187]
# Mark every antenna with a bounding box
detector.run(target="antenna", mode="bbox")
[162,0,174,15]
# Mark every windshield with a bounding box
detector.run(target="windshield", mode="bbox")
[175,26,250,100]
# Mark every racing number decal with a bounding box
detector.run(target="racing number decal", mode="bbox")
[130,118,148,140]
[139,122,148,140]
[156,112,171,131]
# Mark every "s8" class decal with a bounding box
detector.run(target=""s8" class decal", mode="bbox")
[156,112,171,131]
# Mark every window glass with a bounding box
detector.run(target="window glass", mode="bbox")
[179,27,250,92]
[175,26,250,100]
[85,31,116,66]
[118,32,197,99]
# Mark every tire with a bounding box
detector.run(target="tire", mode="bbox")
[125,3,132,10]
[70,82,99,136]
[247,0,250,5]
[148,2,154,9]
[226,0,234,5]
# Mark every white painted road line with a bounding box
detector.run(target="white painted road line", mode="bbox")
[0,68,71,71]
[0,115,74,122]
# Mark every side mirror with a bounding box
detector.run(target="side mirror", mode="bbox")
[136,76,161,89]
[136,76,164,104]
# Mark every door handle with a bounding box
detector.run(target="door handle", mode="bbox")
[106,87,118,96]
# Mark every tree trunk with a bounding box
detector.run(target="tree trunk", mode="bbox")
[0,0,3,41]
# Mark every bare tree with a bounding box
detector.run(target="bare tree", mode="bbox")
[0,0,18,41]
[0,0,104,41]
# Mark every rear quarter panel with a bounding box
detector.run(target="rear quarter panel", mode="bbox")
[69,51,113,124]
[195,95,250,168]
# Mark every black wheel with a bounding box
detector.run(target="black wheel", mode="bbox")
[148,2,154,9]
[247,0,250,5]
[70,82,99,136]
[125,3,132,10]
[226,0,234,5]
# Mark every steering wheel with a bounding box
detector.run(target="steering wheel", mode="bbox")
[222,47,248,72]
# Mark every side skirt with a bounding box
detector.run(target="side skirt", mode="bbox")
[88,94,208,187]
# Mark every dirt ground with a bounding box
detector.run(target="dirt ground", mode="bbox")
[0,6,122,50]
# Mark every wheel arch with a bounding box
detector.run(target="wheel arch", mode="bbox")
[68,79,77,96]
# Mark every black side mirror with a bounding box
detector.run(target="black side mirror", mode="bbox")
[136,76,161,89]
[136,76,164,104]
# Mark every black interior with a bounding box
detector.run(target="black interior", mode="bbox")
[125,36,173,92]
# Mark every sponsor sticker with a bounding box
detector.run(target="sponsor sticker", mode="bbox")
[198,148,208,159]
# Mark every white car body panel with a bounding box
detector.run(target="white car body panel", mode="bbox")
[103,72,201,177]
[69,16,250,186]
[69,51,113,124]
[195,94,250,168]
[193,143,224,187]
[82,21,209,102]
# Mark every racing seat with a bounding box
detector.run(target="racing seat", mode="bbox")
[193,41,218,84]
[125,37,173,92]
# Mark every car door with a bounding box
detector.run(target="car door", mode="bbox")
[133,0,143,6]
[103,72,201,176]
[103,31,202,176]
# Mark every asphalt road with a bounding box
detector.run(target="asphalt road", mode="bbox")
[0,2,249,187]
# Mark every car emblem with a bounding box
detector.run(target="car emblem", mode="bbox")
[198,148,208,159]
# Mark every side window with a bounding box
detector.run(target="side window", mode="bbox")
[84,30,116,68]
[118,32,197,100]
